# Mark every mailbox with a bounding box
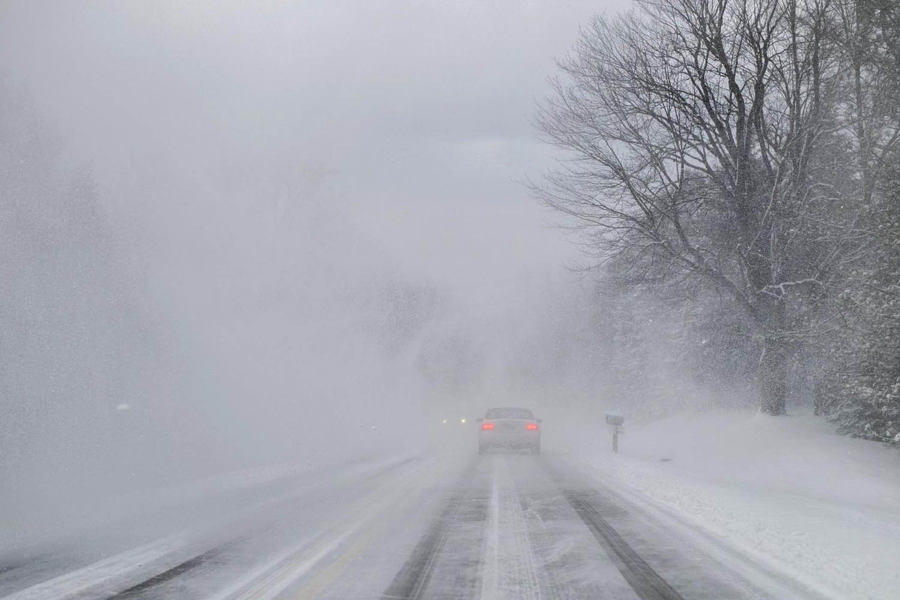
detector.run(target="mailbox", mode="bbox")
[605,413,624,453]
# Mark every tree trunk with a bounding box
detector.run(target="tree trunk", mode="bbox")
[760,330,788,415]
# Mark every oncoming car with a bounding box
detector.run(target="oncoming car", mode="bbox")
[477,407,541,454]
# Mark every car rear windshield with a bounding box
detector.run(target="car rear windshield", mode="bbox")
[485,407,534,419]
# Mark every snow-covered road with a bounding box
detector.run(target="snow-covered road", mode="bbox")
[0,452,830,600]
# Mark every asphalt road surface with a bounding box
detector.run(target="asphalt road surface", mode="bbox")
[0,452,828,600]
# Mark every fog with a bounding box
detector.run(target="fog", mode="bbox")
[0,0,713,548]
[2,3,897,598]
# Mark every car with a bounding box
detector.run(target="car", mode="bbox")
[477,407,541,454]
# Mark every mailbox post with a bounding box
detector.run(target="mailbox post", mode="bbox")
[605,413,624,453]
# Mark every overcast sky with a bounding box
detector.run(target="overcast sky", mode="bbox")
[0,1,633,315]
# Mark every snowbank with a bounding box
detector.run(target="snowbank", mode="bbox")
[575,410,900,600]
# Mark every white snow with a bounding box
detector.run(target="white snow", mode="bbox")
[575,410,900,600]
[0,535,193,600]
[0,454,419,600]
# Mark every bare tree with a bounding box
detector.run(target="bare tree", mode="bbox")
[536,0,852,414]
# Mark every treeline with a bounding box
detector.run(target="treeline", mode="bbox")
[537,0,899,443]
[0,76,188,518]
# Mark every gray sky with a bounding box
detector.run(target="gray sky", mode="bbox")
[0,0,631,314]
[0,0,636,453]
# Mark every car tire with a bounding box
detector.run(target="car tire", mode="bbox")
[478,444,487,455]
[531,443,541,455]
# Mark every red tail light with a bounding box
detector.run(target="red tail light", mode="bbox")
[481,422,495,430]
[526,423,539,431]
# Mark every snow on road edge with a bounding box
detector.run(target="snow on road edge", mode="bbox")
[0,453,420,600]
[570,410,900,600]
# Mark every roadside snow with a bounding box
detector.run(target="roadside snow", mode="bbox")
[0,454,418,600]
[575,410,900,600]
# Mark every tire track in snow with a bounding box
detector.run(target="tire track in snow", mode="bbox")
[383,454,551,600]
[106,545,226,599]
[379,496,461,600]
[549,457,827,600]
[380,456,488,600]
[562,490,684,600]
[0,534,200,600]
